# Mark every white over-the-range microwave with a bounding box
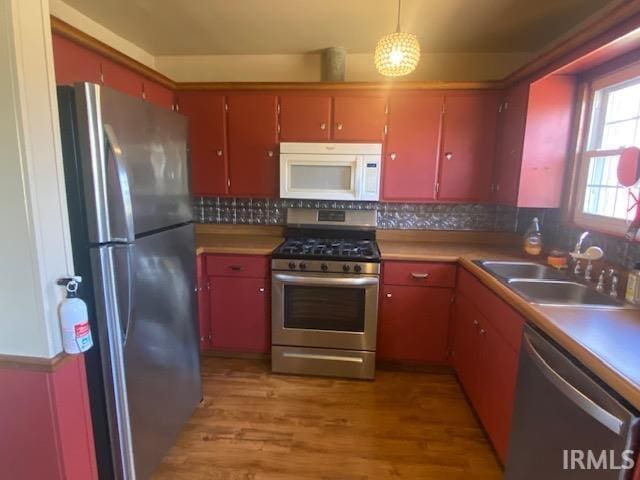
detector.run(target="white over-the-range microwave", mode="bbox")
[279,142,382,201]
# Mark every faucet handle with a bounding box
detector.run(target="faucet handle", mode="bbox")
[573,259,582,275]
[596,269,606,292]
[585,261,593,280]
[609,269,619,298]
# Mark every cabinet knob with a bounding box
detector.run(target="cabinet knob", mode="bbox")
[385,293,392,298]
[259,287,265,293]
[444,152,453,160]
[267,150,274,157]
[390,152,397,161]
[216,149,223,157]
[320,123,327,130]
[473,319,479,326]
[479,328,487,335]
[336,123,343,131]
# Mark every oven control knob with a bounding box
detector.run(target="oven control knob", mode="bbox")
[321,263,328,272]
[342,264,351,272]
[288,262,296,270]
[353,264,362,273]
[299,262,307,270]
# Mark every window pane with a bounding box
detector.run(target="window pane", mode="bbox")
[601,119,637,149]
[604,83,640,122]
[586,155,619,187]
[583,155,638,220]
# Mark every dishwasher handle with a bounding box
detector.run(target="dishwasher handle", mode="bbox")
[523,333,625,435]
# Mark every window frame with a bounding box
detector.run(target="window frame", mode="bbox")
[573,61,640,236]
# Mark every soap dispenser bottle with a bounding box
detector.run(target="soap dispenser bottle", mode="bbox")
[523,217,543,257]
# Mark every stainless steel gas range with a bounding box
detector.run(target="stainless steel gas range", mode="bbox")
[271,208,381,380]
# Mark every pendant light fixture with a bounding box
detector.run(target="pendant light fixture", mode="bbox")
[374,0,421,77]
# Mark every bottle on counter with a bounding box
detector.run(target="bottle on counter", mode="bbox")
[625,263,640,304]
[522,217,544,257]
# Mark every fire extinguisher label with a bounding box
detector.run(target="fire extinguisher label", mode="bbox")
[74,322,90,337]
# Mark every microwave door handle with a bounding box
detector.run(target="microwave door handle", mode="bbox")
[523,334,625,435]
[272,273,379,287]
[104,124,135,242]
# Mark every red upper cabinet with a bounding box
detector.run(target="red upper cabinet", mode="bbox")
[517,76,576,208]
[143,80,175,110]
[100,58,144,99]
[178,92,228,196]
[493,76,576,207]
[279,95,332,141]
[226,94,279,197]
[383,93,444,201]
[438,92,499,201]
[51,34,102,85]
[332,95,387,142]
[493,82,529,205]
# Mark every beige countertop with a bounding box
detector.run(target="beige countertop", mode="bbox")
[196,229,640,410]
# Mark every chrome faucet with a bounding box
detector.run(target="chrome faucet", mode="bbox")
[573,231,590,256]
[570,231,604,280]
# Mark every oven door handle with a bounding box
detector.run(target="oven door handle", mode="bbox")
[272,273,379,287]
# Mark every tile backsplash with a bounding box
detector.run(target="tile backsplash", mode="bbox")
[194,197,640,269]
[193,196,522,231]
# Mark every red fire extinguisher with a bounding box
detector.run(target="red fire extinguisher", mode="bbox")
[57,277,93,354]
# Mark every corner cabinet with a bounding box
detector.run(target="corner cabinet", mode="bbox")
[452,268,525,463]
[378,261,455,363]
[493,75,577,207]
[202,254,271,354]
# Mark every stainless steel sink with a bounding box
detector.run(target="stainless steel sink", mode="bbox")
[507,279,629,308]
[478,261,566,280]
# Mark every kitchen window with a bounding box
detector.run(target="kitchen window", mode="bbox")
[574,63,640,235]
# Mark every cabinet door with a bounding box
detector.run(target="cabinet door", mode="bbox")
[196,255,210,351]
[332,95,387,142]
[479,326,519,464]
[383,93,443,201]
[227,94,279,197]
[178,92,228,196]
[438,93,499,201]
[493,83,529,204]
[378,285,452,363]
[143,80,175,110]
[51,34,102,85]
[209,276,269,352]
[279,95,331,141]
[451,294,482,405]
[100,58,144,99]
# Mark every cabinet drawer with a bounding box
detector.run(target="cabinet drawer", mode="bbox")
[383,261,456,287]
[457,268,524,353]
[206,254,269,278]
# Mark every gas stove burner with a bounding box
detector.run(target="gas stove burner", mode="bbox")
[273,237,381,262]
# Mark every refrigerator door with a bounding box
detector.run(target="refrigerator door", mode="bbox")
[74,83,191,243]
[91,224,201,479]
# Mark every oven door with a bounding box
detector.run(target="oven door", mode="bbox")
[279,154,362,200]
[272,272,379,351]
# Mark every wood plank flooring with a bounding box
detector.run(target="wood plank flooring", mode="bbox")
[152,357,502,480]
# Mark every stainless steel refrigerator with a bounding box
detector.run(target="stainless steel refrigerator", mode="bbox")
[57,83,201,480]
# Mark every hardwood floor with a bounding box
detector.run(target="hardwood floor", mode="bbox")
[152,357,502,480]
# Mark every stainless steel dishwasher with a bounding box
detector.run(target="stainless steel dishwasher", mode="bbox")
[505,324,639,479]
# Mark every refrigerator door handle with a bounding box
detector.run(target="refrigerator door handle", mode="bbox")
[104,124,135,242]
[523,333,625,435]
[91,245,136,479]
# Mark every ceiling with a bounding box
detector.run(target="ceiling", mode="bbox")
[61,0,615,56]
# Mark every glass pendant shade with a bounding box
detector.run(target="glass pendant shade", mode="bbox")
[374,31,420,77]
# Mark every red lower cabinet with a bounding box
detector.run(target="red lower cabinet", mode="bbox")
[378,261,454,363]
[196,254,211,351]
[209,276,270,352]
[451,273,524,464]
[633,453,640,480]
[203,254,270,353]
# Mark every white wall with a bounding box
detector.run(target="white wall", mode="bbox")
[0,0,74,358]
[49,0,155,69]
[155,51,532,83]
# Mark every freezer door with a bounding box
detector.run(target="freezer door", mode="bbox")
[91,224,201,479]
[74,82,191,243]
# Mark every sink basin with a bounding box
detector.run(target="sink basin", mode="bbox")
[507,279,628,308]
[478,261,566,280]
